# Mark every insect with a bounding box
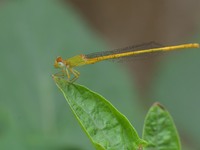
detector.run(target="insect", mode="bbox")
[54,43,199,82]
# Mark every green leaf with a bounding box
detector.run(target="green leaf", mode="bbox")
[53,76,147,150]
[142,103,181,150]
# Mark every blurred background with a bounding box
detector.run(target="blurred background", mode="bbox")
[0,0,200,150]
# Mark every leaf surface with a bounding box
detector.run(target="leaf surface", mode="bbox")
[53,76,146,150]
[143,103,181,150]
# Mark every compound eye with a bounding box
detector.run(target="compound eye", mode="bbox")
[56,56,63,62]
[58,62,65,68]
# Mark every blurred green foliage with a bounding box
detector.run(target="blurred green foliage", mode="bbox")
[0,1,199,150]
[0,1,143,150]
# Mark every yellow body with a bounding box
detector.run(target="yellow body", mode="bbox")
[68,43,199,67]
[54,43,199,82]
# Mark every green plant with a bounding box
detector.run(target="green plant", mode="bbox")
[53,76,181,150]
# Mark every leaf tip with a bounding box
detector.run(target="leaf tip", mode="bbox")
[152,102,165,110]
[52,74,58,80]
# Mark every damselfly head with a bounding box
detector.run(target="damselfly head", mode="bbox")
[54,56,65,68]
